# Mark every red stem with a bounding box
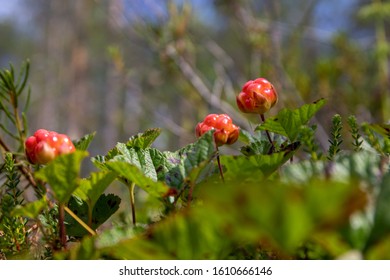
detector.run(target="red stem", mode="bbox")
[260,114,274,150]
[58,203,66,248]
[215,144,225,182]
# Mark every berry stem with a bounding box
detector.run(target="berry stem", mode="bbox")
[129,181,136,226]
[58,203,67,248]
[260,114,275,150]
[214,141,225,182]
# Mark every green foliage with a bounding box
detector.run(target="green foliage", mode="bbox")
[74,171,117,209]
[365,172,390,250]
[73,132,96,151]
[0,60,30,150]
[256,99,327,142]
[93,129,216,191]
[35,151,89,204]
[66,194,121,238]
[0,153,28,256]
[327,114,343,160]
[299,125,322,160]
[220,147,299,182]
[11,198,47,219]
[347,115,363,152]
[1,60,390,260]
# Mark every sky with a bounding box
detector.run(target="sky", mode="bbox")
[0,0,354,31]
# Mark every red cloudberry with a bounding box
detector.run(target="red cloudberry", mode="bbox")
[195,114,239,146]
[236,78,278,114]
[25,129,76,164]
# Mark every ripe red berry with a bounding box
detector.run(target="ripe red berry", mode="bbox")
[25,129,76,164]
[35,141,56,164]
[34,129,50,142]
[236,78,278,114]
[196,114,239,147]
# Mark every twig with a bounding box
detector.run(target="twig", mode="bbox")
[129,181,136,226]
[165,45,251,131]
[64,206,96,236]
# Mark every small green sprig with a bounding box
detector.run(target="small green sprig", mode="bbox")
[362,123,390,156]
[299,125,322,160]
[0,60,30,152]
[327,114,343,160]
[347,115,363,152]
[0,153,28,256]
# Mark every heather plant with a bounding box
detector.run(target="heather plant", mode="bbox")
[1,62,390,260]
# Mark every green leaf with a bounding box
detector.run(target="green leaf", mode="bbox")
[240,140,272,156]
[94,130,216,190]
[74,171,117,208]
[91,129,160,166]
[105,161,170,197]
[256,98,327,141]
[113,146,160,181]
[367,123,390,138]
[238,129,255,145]
[162,130,216,188]
[92,193,121,228]
[73,132,96,151]
[281,151,382,187]
[221,142,300,181]
[11,197,47,219]
[35,151,88,203]
[126,128,161,149]
[66,194,121,238]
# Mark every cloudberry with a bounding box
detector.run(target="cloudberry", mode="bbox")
[196,114,239,146]
[236,78,278,114]
[25,129,76,164]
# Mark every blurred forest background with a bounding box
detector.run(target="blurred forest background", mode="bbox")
[0,0,389,156]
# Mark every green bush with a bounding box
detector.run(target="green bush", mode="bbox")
[0,61,389,260]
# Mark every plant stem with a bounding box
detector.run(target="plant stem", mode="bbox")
[58,203,66,248]
[129,182,136,226]
[260,114,275,150]
[13,102,26,148]
[215,143,225,182]
[64,206,96,236]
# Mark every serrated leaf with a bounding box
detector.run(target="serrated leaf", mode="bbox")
[105,161,170,197]
[256,98,327,141]
[66,194,121,238]
[74,171,117,208]
[112,146,160,181]
[240,140,272,156]
[73,132,96,151]
[238,129,255,145]
[281,151,382,186]
[11,197,47,218]
[126,128,161,149]
[221,143,299,181]
[94,130,216,190]
[35,151,88,203]
[162,131,216,188]
[90,128,160,167]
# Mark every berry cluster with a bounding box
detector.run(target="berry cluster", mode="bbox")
[236,78,278,114]
[196,114,239,147]
[25,129,75,164]
[196,78,277,146]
